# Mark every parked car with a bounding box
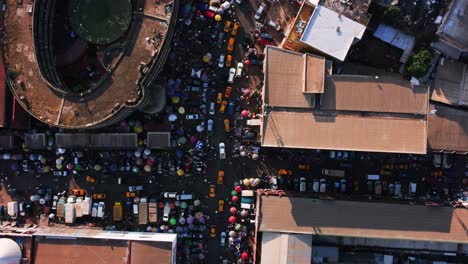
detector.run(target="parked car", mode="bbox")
[210,185,216,198]
[257,38,273,46]
[53,171,68,177]
[313,179,319,193]
[227,37,235,52]
[219,142,226,159]
[217,93,223,104]
[163,192,177,198]
[224,86,232,98]
[255,3,266,20]
[86,175,96,183]
[260,32,273,40]
[235,62,243,77]
[223,21,232,32]
[217,32,225,48]
[92,193,107,200]
[224,119,230,131]
[220,232,227,247]
[220,100,228,113]
[72,189,86,196]
[319,179,327,193]
[218,54,225,68]
[128,185,143,192]
[218,200,224,212]
[270,176,278,190]
[217,171,224,184]
[207,119,214,135]
[226,54,232,67]
[227,67,235,83]
[209,102,215,115]
[186,114,200,120]
[231,22,240,36]
[210,225,216,238]
[227,101,235,116]
[299,178,306,192]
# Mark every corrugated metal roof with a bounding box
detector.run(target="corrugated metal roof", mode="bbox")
[55,133,138,149]
[262,111,428,154]
[130,241,172,264]
[147,132,171,149]
[24,133,46,149]
[431,59,468,107]
[259,196,468,243]
[428,103,468,153]
[0,135,17,149]
[373,24,415,51]
[261,232,312,264]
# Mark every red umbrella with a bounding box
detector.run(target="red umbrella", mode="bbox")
[170,202,175,209]
[158,202,165,209]
[235,186,242,193]
[241,110,249,117]
[241,252,249,260]
[229,216,237,224]
[245,60,250,65]
[230,207,237,214]
[231,196,239,202]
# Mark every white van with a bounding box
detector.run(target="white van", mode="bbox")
[235,62,243,77]
[133,203,139,215]
[299,178,307,192]
[8,201,18,219]
[227,68,235,84]
[241,190,254,197]
[240,203,255,210]
[177,194,193,201]
[163,192,177,199]
[91,203,98,217]
[97,202,105,218]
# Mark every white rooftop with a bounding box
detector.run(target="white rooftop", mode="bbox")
[300,5,366,61]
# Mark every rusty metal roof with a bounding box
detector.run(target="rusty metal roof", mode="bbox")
[428,103,468,153]
[431,59,468,107]
[261,111,428,153]
[258,196,468,244]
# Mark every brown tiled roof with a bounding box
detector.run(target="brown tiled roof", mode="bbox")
[428,103,468,153]
[34,237,129,264]
[431,59,468,107]
[264,46,323,108]
[130,241,172,264]
[324,75,429,114]
[258,196,468,244]
[261,111,427,153]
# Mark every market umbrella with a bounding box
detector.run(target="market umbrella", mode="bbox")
[56,163,63,169]
[74,164,81,171]
[133,126,143,134]
[194,200,200,206]
[245,59,250,65]
[177,128,185,136]
[136,158,143,166]
[241,110,249,117]
[146,226,152,232]
[215,14,222,21]
[10,162,18,171]
[202,55,210,63]
[231,190,237,196]
[241,210,249,217]
[43,166,50,172]
[144,165,152,172]
[169,218,177,225]
[15,154,23,160]
[229,231,236,237]
[252,153,259,160]
[94,164,102,171]
[241,252,249,260]
[30,195,40,202]
[29,154,37,161]
[170,202,175,209]
[198,253,205,260]
[144,149,151,156]
[175,201,180,207]
[235,186,242,193]
[240,151,247,157]
[243,178,250,186]
[178,137,187,145]
[235,224,242,230]
[176,149,184,158]
[57,148,66,154]
[146,157,155,166]
[55,158,62,165]
[134,150,142,158]
[230,207,237,214]
[110,163,118,172]
[126,151,133,158]
[168,114,178,122]
[171,97,180,104]
[66,163,74,170]
[187,216,194,224]
[39,156,47,164]
[229,216,237,224]
[196,125,204,132]
[231,196,238,202]
[195,212,204,219]
[132,167,140,173]
[181,202,188,209]
[177,169,184,176]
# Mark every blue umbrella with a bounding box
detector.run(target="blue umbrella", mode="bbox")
[176,149,184,159]
[196,141,203,149]
[126,151,133,158]
[110,164,118,172]
[177,128,184,136]
[182,92,189,100]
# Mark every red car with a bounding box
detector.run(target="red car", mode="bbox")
[257,38,274,46]
[224,86,232,99]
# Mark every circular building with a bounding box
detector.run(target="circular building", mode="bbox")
[2,0,178,128]
[0,238,22,264]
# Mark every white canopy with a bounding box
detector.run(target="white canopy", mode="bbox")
[0,238,21,264]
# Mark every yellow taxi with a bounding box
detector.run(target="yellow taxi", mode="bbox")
[223,21,232,32]
[225,55,232,67]
[227,37,235,52]
[231,22,240,36]
[224,119,230,132]
[209,185,216,198]
[217,93,223,104]
[218,200,224,212]
[217,170,224,184]
[210,225,216,238]
[219,101,228,113]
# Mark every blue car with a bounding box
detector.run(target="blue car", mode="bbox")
[227,101,235,116]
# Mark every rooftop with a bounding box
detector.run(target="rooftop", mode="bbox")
[432,59,468,107]
[258,196,468,244]
[437,0,468,52]
[320,0,372,26]
[300,4,366,61]
[3,0,176,128]
[428,103,468,153]
[260,232,312,264]
[261,46,429,154]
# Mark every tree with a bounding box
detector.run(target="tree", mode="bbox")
[406,49,432,78]
[383,6,403,26]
